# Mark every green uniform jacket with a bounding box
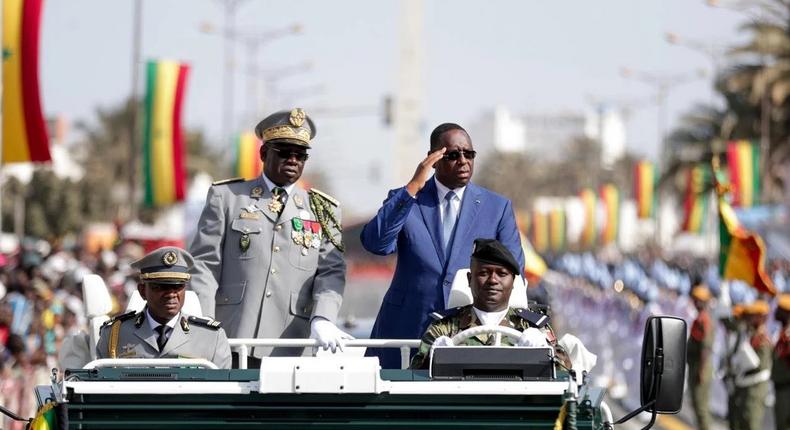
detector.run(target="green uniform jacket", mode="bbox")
[410,305,558,369]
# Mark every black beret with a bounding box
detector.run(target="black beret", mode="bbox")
[471,238,519,276]
[254,108,316,148]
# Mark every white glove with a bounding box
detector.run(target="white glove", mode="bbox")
[517,328,549,347]
[557,333,597,373]
[432,336,454,347]
[310,318,354,353]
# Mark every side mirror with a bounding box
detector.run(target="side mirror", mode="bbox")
[640,316,686,413]
[615,315,687,429]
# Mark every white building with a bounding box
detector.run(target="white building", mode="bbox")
[584,105,626,168]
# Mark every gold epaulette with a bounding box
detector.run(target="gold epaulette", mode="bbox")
[212,177,244,186]
[309,188,339,207]
[101,310,137,327]
[187,315,222,330]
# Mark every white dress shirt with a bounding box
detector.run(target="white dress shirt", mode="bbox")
[261,174,297,197]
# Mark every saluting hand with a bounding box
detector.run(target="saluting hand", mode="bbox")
[406,147,446,197]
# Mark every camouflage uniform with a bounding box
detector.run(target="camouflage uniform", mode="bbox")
[687,307,714,430]
[410,305,559,369]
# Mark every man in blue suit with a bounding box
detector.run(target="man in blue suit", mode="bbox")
[361,123,525,368]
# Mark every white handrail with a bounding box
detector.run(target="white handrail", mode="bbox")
[227,338,422,370]
[83,358,219,369]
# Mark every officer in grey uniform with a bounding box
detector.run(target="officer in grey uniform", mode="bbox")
[96,247,232,369]
[189,108,348,364]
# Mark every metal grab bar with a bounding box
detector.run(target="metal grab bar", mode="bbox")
[83,358,219,369]
[227,339,422,369]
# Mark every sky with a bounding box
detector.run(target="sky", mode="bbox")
[39,0,750,220]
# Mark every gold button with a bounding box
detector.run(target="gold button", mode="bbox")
[270,268,276,274]
[273,246,280,252]
[275,225,282,231]
[244,227,250,233]
[265,291,272,297]
[301,248,308,256]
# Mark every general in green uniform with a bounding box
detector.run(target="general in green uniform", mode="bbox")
[96,247,232,369]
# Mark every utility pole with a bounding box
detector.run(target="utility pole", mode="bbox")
[127,0,142,221]
[395,0,425,184]
[217,0,248,147]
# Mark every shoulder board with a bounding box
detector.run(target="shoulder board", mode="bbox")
[212,177,244,186]
[309,188,339,207]
[187,315,222,330]
[515,308,550,328]
[430,306,463,321]
[101,310,137,327]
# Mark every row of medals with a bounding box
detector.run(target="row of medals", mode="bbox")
[292,217,321,253]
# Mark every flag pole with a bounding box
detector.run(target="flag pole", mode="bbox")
[127,0,142,221]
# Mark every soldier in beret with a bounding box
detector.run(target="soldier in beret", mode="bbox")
[410,238,567,370]
[96,247,231,369]
[732,300,773,430]
[686,283,714,430]
[189,108,349,367]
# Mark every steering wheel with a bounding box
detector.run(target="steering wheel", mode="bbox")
[450,325,524,346]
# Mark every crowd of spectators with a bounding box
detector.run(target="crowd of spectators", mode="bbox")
[0,238,143,429]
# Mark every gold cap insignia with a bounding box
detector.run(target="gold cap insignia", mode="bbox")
[290,108,306,127]
[162,251,178,266]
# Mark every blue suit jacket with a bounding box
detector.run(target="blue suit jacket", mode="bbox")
[361,178,524,368]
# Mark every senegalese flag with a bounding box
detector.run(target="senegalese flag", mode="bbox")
[531,209,549,253]
[2,0,50,163]
[713,160,775,295]
[681,164,710,233]
[634,161,658,219]
[142,60,190,207]
[520,232,547,284]
[234,132,262,180]
[599,184,619,244]
[579,188,596,247]
[29,401,57,430]
[549,207,566,251]
[726,140,760,207]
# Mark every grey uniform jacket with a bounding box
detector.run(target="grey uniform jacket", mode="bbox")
[95,310,232,369]
[188,176,346,357]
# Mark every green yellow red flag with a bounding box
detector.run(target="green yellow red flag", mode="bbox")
[599,184,619,245]
[634,161,657,219]
[234,132,262,180]
[681,164,710,233]
[142,60,190,207]
[2,0,50,163]
[726,140,760,207]
[713,159,775,296]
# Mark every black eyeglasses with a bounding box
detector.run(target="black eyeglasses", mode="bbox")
[270,147,309,162]
[443,150,477,161]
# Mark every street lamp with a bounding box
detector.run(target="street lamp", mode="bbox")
[200,21,303,128]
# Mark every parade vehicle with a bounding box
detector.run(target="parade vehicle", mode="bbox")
[6,275,687,430]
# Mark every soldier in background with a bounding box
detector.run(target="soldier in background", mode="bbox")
[732,300,772,430]
[772,294,790,430]
[686,284,714,430]
[96,247,231,369]
[721,303,747,430]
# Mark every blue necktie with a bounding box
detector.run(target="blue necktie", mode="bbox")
[442,191,458,250]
